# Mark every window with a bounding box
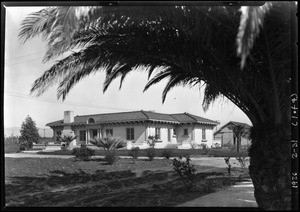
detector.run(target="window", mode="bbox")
[168,129,171,141]
[87,118,95,124]
[184,129,188,136]
[155,128,161,139]
[56,131,61,141]
[91,129,97,138]
[173,129,177,136]
[79,130,86,141]
[202,129,206,140]
[106,129,113,137]
[126,128,134,140]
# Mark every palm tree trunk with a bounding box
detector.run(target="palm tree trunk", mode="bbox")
[237,136,240,154]
[248,123,291,210]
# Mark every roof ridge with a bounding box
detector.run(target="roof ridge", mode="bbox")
[76,110,144,117]
[140,110,150,120]
[184,112,198,122]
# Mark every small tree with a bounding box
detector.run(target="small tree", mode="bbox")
[90,136,126,164]
[172,156,196,190]
[146,135,157,161]
[19,115,39,149]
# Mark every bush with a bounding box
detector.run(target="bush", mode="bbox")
[235,154,249,169]
[128,147,140,159]
[146,148,156,161]
[200,143,209,154]
[19,143,27,151]
[72,144,95,161]
[207,148,248,157]
[161,149,173,159]
[224,157,231,175]
[105,151,118,165]
[4,136,20,153]
[90,136,126,165]
[172,156,196,191]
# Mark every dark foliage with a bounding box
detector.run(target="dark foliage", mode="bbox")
[72,144,95,161]
[128,147,140,159]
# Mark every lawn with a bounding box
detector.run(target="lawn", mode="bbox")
[5,157,248,207]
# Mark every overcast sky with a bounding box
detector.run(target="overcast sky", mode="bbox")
[4,6,251,131]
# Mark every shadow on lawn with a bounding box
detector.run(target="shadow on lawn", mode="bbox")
[5,168,239,207]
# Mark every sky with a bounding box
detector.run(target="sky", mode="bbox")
[3,6,252,133]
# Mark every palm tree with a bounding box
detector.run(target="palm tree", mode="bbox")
[58,135,77,150]
[18,2,295,209]
[228,123,248,153]
[89,136,126,164]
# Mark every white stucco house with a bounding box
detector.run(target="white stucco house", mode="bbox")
[46,110,219,149]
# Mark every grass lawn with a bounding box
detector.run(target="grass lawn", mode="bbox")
[5,157,248,207]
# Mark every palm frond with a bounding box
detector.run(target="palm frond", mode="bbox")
[202,83,222,112]
[143,68,173,92]
[236,2,272,69]
[21,3,292,126]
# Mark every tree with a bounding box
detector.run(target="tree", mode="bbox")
[228,123,248,153]
[18,2,295,209]
[19,115,40,149]
[58,135,77,150]
[89,136,126,164]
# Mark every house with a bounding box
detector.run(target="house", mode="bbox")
[213,121,252,147]
[46,110,219,149]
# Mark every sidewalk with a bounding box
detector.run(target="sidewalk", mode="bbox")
[177,179,258,208]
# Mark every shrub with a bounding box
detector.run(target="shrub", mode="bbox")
[222,142,235,151]
[90,136,126,165]
[161,149,173,159]
[19,143,27,151]
[200,143,209,154]
[72,144,95,161]
[19,115,39,149]
[207,148,249,157]
[147,135,157,148]
[4,136,20,153]
[128,147,140,159]
[146,148,156,161]
[224,157,231,176]
[105,151,118,165]
[172,156,196,190]
[235,154,249,169]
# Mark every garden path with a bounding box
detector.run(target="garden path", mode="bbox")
[177,179,258,208]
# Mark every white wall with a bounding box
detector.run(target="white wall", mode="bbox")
[194,125,214,148]
[101,124,146,144]
[175,125,193,144]
[147,123,176,148]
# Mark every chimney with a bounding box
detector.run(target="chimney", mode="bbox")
[64,111,74,124]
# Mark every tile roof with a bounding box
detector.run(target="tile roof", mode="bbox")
[46,110,218,127]
[171,113,219,125]
[46,120,64,126]
[214,121,252,136]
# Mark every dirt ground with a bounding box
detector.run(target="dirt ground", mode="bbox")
[4,157,246,207]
